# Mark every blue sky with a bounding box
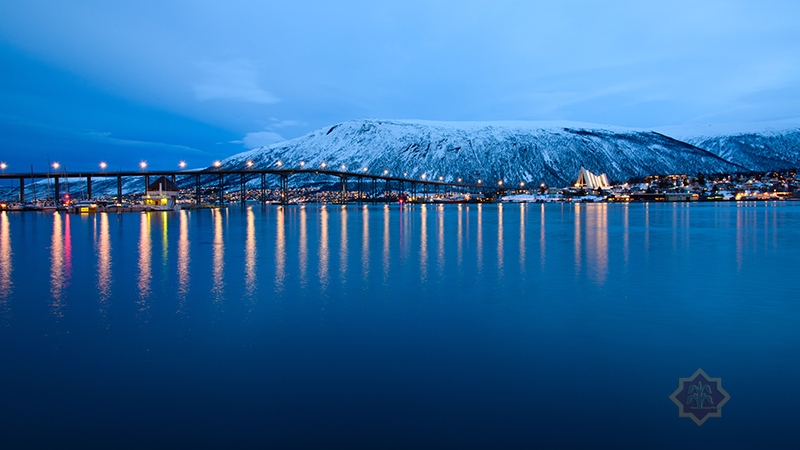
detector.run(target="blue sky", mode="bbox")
[1,0,799,171]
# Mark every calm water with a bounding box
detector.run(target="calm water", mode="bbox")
[0,203,798,449]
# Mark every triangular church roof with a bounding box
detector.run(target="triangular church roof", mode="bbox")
[147,176,180,192]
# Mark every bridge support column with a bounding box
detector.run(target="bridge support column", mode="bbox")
[19,178,24,202]
[117,175,122,202]
[86,176,92,200]
[54,177,60,202]
[280,174,288,205]
[260,172,266,204]
[144,175,149,194]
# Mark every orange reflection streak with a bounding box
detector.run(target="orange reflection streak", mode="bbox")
[319,206,329,291]
[497,203,504,278]
[518,204,526,273]
[212,208,225,303]
[161,212,168,269]
[437,205,445,277]
[177,210,190,313]
[476,204,483,274]
[50,212,71,317]
[362,206,369,282]
[644,203,650,259]
[96,213,112,309]
[274,207,285,292]
[586,204,608,286]
[419,205,428,283]
[540,204,546,270]
[736,206,744,272]
[299,206,308,288]
[137,213,152,319]
[0,211,12,324]
[339,205,348,283]
[457,205,463,268]
[623,205,629,267]
[382,205,390,282]
[574,204,581,276]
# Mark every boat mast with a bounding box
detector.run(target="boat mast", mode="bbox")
[30,164,37,202]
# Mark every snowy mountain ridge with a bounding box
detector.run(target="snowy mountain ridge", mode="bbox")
[222,119,798,187]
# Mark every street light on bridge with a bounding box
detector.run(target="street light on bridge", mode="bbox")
[276,161,283,167]
[421,174,426,179]
[383,170,389,175]
[213,161,221,168]
[321,162,327,168]
[179,161,187,169]
[246,161,254,168]
[140,161,147,170]
[457,178,462,183]
[362,167,368,172]
[477,179,482,184]
[498,180,503,186]
[299,161,305,167]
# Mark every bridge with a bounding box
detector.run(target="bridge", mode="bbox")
[0,167,509,204]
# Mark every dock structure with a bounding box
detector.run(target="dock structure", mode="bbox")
[0,167,497,205]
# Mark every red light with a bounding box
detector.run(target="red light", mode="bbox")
[65,195,70,199]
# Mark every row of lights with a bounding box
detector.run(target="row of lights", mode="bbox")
[1,160,526,188]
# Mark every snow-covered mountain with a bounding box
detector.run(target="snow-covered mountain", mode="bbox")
[222,119,748,187]
[682,130,800,172]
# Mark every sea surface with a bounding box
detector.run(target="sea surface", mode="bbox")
[0,203,798,449]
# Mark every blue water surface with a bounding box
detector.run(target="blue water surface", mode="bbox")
[0,203,798,449]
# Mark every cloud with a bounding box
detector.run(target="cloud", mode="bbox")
[268,119,307,129]
[240,131,286,149]
[193,59,279,104]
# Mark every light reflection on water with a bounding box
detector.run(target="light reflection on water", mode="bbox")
[96,213,112,314]
[177,210,190,313]
[17,203,797,318]
[274,207,284,293]
[246,207,258,297]
[0,212,11,325]
[212,208,225,303]
[137,212,151,320]
[318,205,329,291]
[50,212,71,317]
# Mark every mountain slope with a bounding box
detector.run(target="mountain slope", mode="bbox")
[222,119,745,187]
[683,130,800,172]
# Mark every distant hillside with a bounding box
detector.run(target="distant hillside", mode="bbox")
[683,129,800,172]
[221,119,746,187]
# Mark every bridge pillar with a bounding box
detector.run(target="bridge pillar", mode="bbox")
[54,177,60,201]
[19,178,24,202]
[144,175,149,194]
[117,175,122,202]
[86,176,92,200]
[280,174,288,205]
[260,172,266,204]
[340,176,347,203]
